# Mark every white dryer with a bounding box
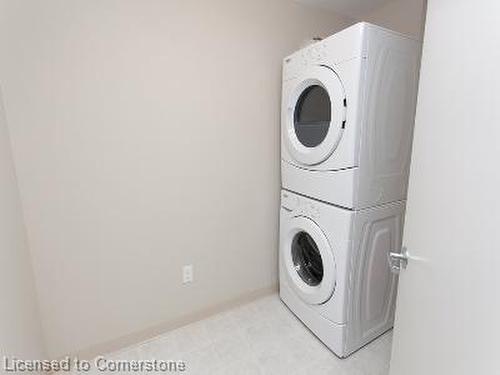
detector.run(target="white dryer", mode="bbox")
[281,22,420,209]
[279,189,404,357]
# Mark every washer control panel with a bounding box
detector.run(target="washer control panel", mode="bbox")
[281,191,321,219]
[281,190,300,211]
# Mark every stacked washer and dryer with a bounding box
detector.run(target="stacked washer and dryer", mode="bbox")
[279,22,420,357]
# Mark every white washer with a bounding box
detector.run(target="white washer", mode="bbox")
[279,189,404,357]
[281,22,421,209]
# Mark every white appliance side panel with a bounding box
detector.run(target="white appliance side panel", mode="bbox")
[345,201,405,353]
[357,28,421,207]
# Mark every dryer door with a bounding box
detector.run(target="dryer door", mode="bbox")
[285,65,346,166]
[282,216,336,305]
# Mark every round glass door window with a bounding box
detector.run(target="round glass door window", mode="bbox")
[293,85,331,148]
[291,231,324,286]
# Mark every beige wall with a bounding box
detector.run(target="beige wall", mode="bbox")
[0,89,46,366]
[361,0,427,40]
[0,0,352,358]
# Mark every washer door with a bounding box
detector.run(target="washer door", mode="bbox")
[283,216,336,305]
[285,65,346,166]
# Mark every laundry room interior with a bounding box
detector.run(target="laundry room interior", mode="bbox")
[1,1,498,374]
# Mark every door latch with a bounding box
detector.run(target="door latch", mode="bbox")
[389,247,409,274]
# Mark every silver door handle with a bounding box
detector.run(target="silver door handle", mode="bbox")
[389,247,409,274]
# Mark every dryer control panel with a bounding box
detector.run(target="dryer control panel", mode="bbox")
[283,41,328,81]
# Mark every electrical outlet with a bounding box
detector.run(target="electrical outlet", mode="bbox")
[182,265,193,284]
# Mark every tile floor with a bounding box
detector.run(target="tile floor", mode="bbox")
[81,294,393,374]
